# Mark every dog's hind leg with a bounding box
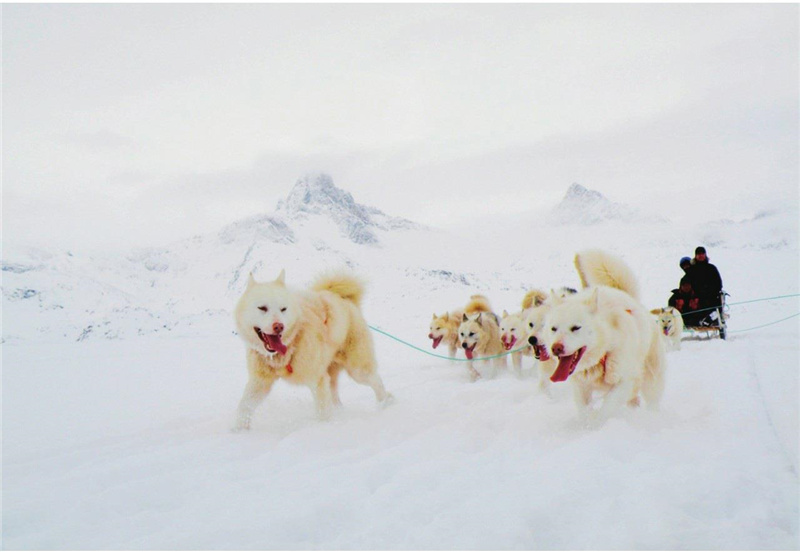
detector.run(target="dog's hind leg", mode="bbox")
[642,338,666,410]
[346,366,393,405]
[328,364,344,407]
[313,373,334,419]
[233,374,276,431]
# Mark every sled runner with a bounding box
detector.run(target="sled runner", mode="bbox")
[683,291,729,340]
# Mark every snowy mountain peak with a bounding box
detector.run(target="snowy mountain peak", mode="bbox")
[279,173,342,213]
[276,173,418,245]
[563,182,605,204]
[278,172,365,219]
[551,182,653,225]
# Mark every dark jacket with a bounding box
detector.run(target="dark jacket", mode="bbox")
[687,259,723,305]
[669,280,703,326]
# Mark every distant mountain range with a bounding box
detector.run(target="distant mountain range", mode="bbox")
[3,174,793,343]
[1,174,431,343]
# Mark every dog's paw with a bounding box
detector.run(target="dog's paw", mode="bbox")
[379,393,396,408]
[231,420,251,433]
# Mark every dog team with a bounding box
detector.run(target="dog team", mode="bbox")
[232,249,668,429]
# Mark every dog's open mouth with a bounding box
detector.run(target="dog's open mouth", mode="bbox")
[501,335,517,351]
[254,327,287,355]
[534,344,550,361]
[463,343,476,360]
[550,346,586,382]
[430,335,443,349]
[663,326,671,336]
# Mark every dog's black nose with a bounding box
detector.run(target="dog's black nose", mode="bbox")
[528,335,538,346]
[462,342,468,349]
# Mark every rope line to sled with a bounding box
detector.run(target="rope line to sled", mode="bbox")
[725,312,800,334]
[368,325,529,362]
[369,293,800,357]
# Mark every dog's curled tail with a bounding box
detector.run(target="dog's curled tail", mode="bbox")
[465,294,492,314]
[312,272,365,307]
[574,249,640,301]
[521,289,548,310]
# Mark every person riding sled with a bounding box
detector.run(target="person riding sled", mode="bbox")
[685,246,723,325]
[669,276,703,327]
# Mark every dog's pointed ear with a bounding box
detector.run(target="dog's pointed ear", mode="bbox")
[549,289,564,306]
[442,313,449,321]
[587,288,599,313]
[476,313,483,325]
[502,309,509,318]
[276,269,286,286]
[462,313,469,323]
[246,272,257,289]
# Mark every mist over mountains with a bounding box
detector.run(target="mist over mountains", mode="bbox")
[2,174,796,343]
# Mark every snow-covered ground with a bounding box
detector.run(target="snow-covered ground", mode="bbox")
[3,177,799,549]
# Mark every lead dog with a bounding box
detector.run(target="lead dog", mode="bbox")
[233,270,392,429]
[541,250,666,425]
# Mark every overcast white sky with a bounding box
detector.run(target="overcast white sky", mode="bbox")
[3,3,798,252]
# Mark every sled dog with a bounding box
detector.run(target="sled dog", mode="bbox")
[429,310,464,358]
[500,310,531,376]
[523,288,575,393]
[525,302,559,394]
[541,250,666,424]
[233,270,392,429]
[650,307,683,351]
[497,289,549,377]
[429,295,495,359]
[458,295,505,381]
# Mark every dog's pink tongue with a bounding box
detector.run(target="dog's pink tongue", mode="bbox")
[431,336,443,349]
[537,345,550,361]
[465,347,475,360]
[266,334,287,355]
[550,356,575,382]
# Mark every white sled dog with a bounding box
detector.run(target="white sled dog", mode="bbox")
[233,270,392,429]
[650,307,683,351]
[541,250,666,424]
[458,295,506,381]
[429,309,464,359]
[498,289,551,377]
[499,309,531,376]
[523,288,575,393]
